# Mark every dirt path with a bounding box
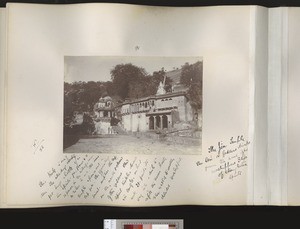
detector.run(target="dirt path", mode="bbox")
[64,135,201,155]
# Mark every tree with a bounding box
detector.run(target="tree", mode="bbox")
[128,80,147,99]
[63,81,108,129]
[110,63,148,99]
[180,61,203,86]
[81,113,95,135]
[180,61,203,110]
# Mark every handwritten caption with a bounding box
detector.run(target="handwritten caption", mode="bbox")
[32,139,45,154]
[196,135,250,181]
[39,155,182,202]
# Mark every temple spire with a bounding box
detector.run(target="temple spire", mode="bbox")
[163,74,167,86]
[156,80,166,95]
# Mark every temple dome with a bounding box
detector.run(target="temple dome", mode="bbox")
[98,96,112,102]
[103,96,112,101]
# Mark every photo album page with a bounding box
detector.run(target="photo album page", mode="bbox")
[0,4,269,207]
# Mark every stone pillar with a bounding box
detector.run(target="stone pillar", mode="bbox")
[160,115,163,129]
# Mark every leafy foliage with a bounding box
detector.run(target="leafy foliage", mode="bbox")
[64,81,111,125]
[180,61,203,110]
[110,64,173,99]
[110,63,148,99]
[81,113,95,135]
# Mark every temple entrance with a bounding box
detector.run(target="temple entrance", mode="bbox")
[149,116,154,130]
[155,116,161,129]
[162,115,168,129]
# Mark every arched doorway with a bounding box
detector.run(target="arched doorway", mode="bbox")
[155,116,161,129]
[149,116,154,130]
[162,115,168,129]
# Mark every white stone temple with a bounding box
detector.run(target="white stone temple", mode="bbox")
[118,77,200,132]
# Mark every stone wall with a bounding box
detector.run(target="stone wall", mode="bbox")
[94,120,111,134]
[120,94,199,133]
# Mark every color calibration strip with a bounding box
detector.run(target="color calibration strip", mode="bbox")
[124,224,176,229]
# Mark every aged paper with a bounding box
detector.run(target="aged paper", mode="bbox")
[0,8,7,207]
[249,6,269,205]
[4,3,253,207]
[287,7,300,205]
[267,7,288,205]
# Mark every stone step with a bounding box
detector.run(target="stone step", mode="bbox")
[112,125,128,135]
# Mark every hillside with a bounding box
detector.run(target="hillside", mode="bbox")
[165,68,182,85]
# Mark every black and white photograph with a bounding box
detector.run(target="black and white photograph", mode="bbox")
[63,57,203,154]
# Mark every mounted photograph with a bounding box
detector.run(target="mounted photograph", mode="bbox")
[63,56,203,155]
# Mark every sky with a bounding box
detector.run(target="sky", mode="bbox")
[64,56,202,83]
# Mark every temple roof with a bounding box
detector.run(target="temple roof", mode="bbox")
[98,96,112,102]
[120,91,187,106]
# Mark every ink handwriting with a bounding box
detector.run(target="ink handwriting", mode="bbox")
[39,155,182,203]
[32,139,45,154]
[196,135,250,181]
